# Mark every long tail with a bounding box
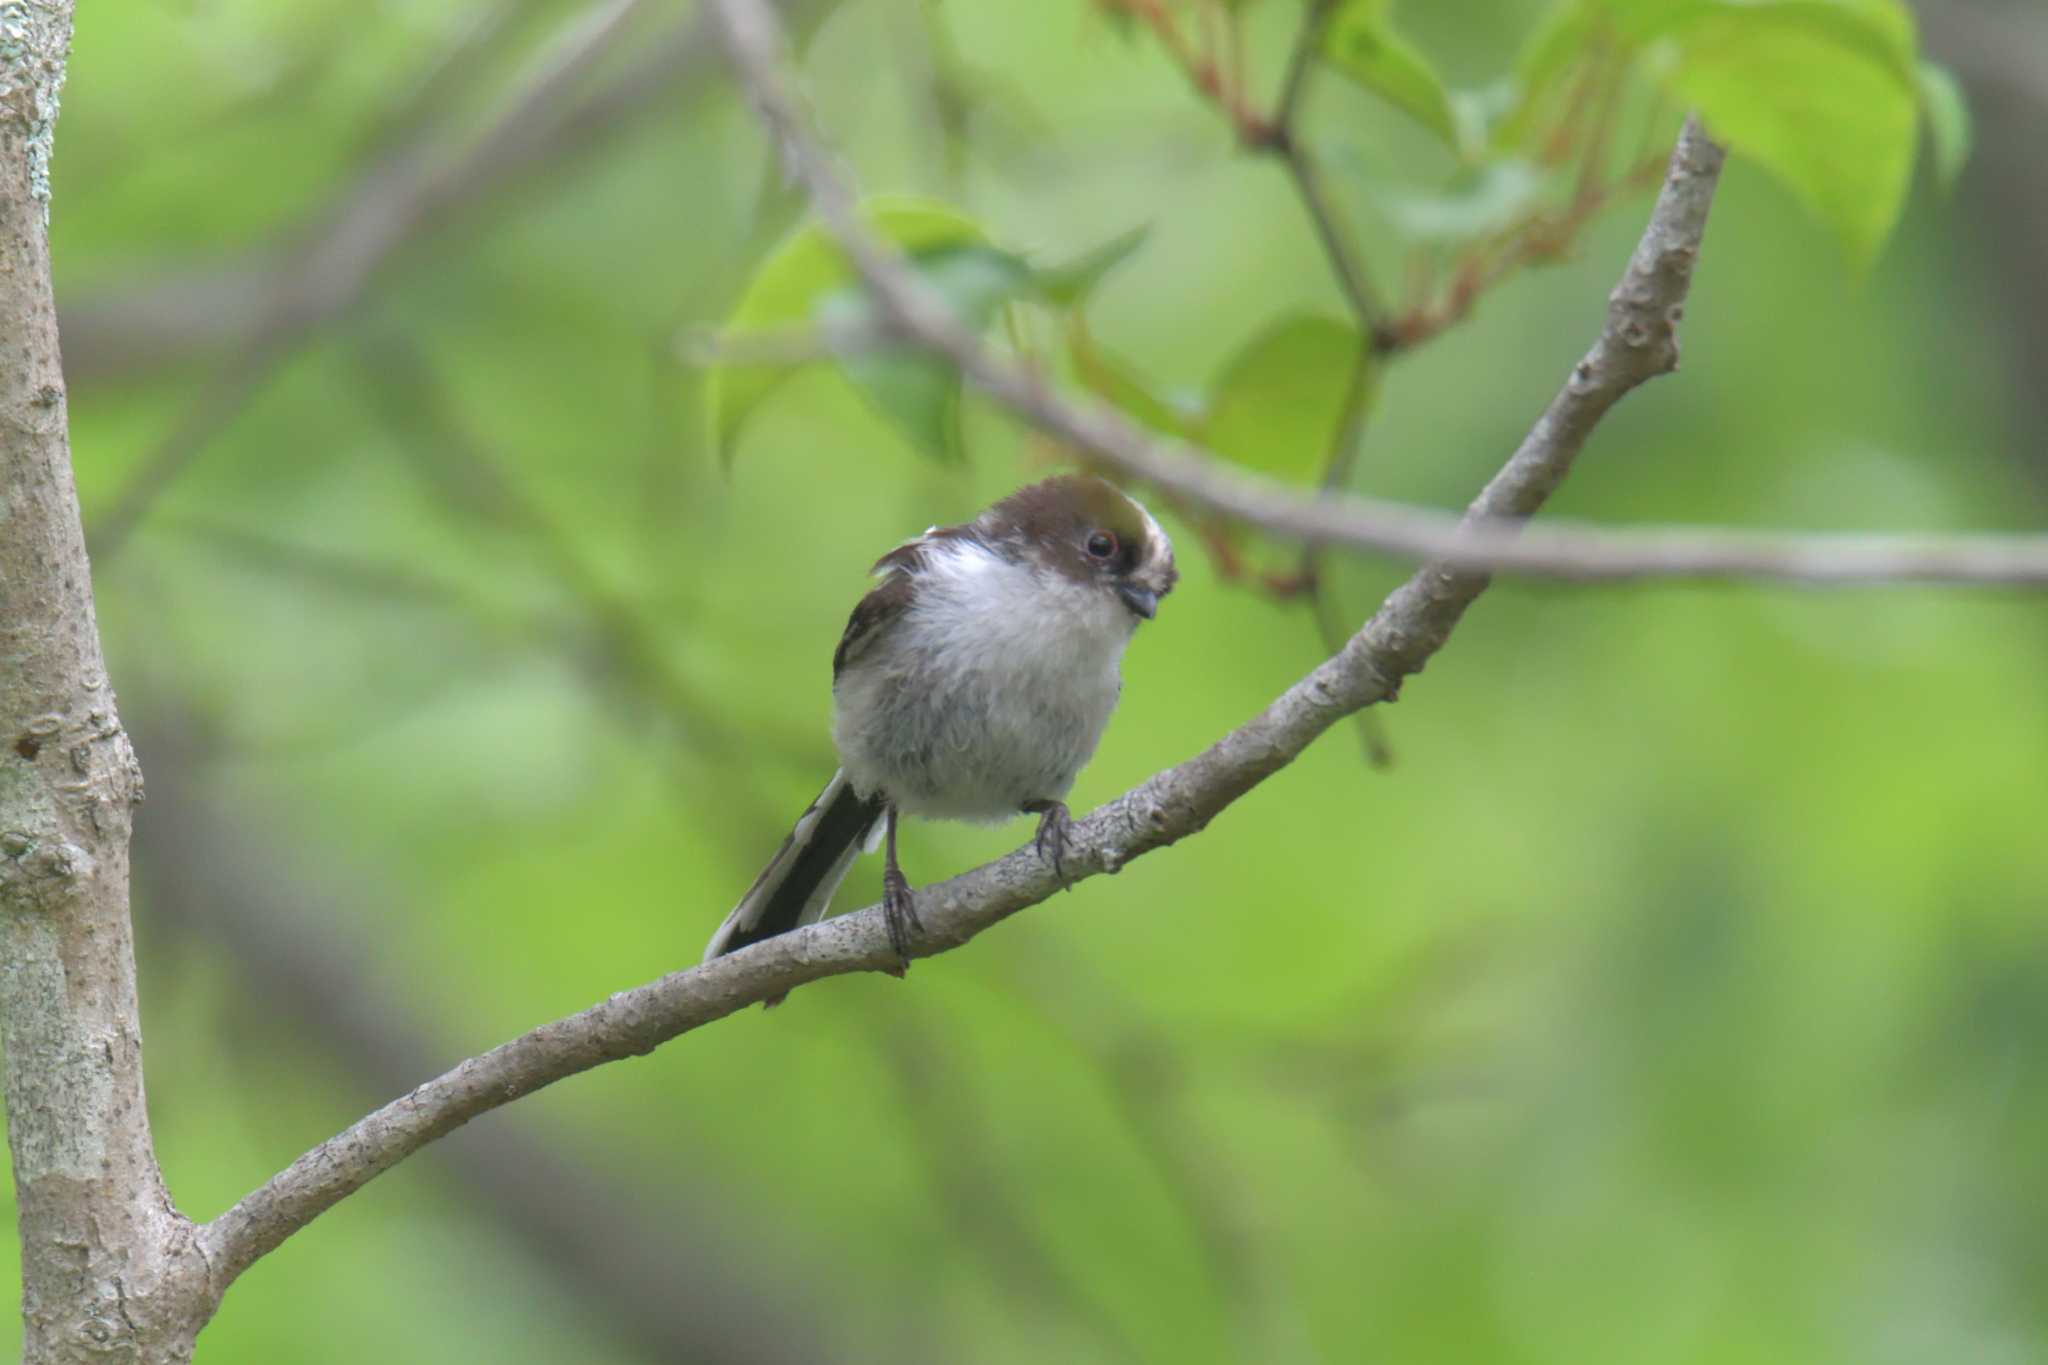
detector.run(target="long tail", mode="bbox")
[704,770,886,960]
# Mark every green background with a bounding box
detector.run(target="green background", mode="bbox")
[10,0,2046,1359]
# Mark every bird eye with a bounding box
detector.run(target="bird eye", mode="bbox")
[1085,530,1118,560]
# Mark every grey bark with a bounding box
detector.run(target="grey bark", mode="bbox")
[0,4,210,1360]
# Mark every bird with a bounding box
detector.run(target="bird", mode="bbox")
[704,472,1177,969]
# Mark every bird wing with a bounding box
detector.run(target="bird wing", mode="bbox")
[832,524,975,680]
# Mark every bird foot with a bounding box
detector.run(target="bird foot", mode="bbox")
[882,866,921,972]
[1028,800,1074,890]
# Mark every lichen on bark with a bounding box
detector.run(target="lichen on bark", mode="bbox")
[0,1,68,219]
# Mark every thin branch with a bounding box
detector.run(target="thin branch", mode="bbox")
[1265,0,1385,329]
[1098,0,1275,145]
[194,3,1729,1294]
[1279,147,1385,333]
[1176,0,1387,334]
[1274,0,1336,133]
[1380,148,1670,354]
[697,11,2048,588]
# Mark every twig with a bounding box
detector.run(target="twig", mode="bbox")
[1381,149,1670,354]
[1274,0,1335,132]
[1097,0,1276,145]
[193,1,1731,1292]
[1280,148,1385,333]
[1265,0,1384,330]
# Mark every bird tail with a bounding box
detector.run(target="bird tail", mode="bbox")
[704,770,886,961]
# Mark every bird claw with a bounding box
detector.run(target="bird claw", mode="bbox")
[1031,801,1073,890]
[882,866,921,972]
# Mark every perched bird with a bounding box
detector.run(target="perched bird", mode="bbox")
[704,473,1177,966]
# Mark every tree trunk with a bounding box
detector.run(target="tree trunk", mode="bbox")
[0,3,209,1359]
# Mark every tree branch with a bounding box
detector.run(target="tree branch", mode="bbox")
[193,0,1729,1293]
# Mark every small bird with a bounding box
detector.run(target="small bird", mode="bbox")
[704,473,1177,967]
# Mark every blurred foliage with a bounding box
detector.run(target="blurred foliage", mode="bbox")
[3,0,2044,1361]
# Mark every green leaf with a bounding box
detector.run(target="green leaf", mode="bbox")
[1611,0,1916,77]
[1490,0,1926,262]
[1915,60,1970,194]
[1322,0,1462,151]
[1203,315,1369,482]
[1066,314,1196,441]
[1502,0,1918,154]
[1660,5,1918,268]
[816,245,1032,462]
[706,197,989,465]
[1032,225,1150,307]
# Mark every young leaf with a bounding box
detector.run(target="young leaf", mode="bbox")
[1915,60,1970,194]
[707,198,989,465]
[1497,0,1923,260]
[816,245,1033,462]
[1032,225,1151,307]
[1661,5,1918,268]
[1204,315,1369,483]
[1322,0,1462,151]
[1610,0,1915,77]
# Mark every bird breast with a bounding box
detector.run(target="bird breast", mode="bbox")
[832,539,1133,823]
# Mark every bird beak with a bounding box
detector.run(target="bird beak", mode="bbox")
[1118,583,1159,619]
